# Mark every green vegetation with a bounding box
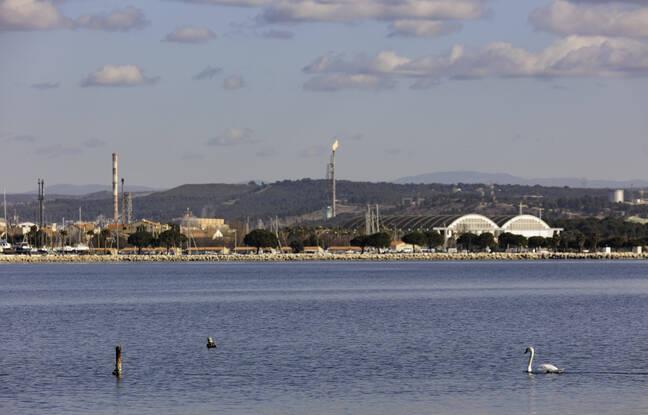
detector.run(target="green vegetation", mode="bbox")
[424,231,444,250]
[127,227,154,254]
[498,233,528,250]
[243,229,279,253]
[367,232,392,250]
[158,224,188,253]
[349,232,392,252]
[476,232,496,250]
[457,232,478,250]
[402,231,427,248]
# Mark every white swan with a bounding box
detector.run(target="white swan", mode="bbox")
[525,346,564,374]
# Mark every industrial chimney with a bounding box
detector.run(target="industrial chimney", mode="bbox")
[112,153,118,222]
[331,140,339,217]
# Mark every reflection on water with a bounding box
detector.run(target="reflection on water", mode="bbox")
[0,261,647,415]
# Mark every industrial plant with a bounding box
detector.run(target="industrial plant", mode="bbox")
[1,147,648,256]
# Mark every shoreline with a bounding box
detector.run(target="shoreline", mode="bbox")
[1,252,647,263]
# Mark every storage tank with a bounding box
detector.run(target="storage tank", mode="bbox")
[609,189,624,203]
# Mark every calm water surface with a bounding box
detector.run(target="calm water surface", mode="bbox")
[1,261,647,414]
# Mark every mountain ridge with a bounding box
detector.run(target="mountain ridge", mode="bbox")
[395,171,648,189]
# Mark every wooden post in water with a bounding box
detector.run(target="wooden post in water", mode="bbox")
[112,345,122,377]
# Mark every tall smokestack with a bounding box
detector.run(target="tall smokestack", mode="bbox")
[112,153,118,222]
[331,140,339,217]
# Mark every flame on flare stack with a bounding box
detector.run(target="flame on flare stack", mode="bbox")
[112,153,118,223]
[332,139,339,151]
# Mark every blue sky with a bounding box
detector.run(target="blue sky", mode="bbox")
[1,0,647,192]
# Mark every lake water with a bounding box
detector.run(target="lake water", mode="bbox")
[1,261,647,415]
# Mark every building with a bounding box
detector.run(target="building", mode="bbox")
[610,189,624,203]
[344,213,562,242]
[182,217,225,230]
[491,215,559,238]
[327,246,362,254]
[390,240,419,252]
[303,246,325,254]
[127,219,166,236]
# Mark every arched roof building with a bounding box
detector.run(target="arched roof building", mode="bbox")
[343,213,561,239]
[431,214,499,238]
[491,215,559,238]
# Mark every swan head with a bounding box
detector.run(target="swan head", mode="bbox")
[525,346,534,354]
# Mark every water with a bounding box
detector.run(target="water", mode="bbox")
[1,261,647,415]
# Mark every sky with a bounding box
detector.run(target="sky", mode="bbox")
[1,0,647,192]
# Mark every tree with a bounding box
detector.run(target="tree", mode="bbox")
[575,232,586,252]
[589,232,600,251]
[59,230,68,248]
[243,229,279,253]
[158,224,188,253]
[128,226,154,254]
[99,228,112,249]
[549,233,561,252]
[350,235,370,253]
[457,232,478,251]
[86,230,95,247]
[476,232,496,251]
[367,232,392,252]
[28,225,46,248]
[498,232,527,250]
[304,233,319,247]
[527,236,546,250]
[289,239,304,253]
[402,231,426,250]
[424,230,444,250]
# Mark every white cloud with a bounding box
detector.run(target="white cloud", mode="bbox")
[530,0,648,37]
[193,65,222,80]
[304,74,394,91]
[303,36,648,90]
[81,64,157,87]
[83,138,106,148]
[207,128,255,146]
[256,147,277,157]
[0,0,147,31]
[260,0,485,23]
[388,20,461,37]
[176,0,269,5]
[171,0,485,36]
[570,1,648,4]
[0,1,147,32]
[35,144,81,158]
[261,28,294,39]
[165,26,216,43]
[31,81,59,90]
[0,0,69,31]
[299,145,327,158]
[75,7,147,32]
[2,132,36,143]
[223,75,245,89]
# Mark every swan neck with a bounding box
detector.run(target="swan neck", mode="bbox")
[527,349,534,373]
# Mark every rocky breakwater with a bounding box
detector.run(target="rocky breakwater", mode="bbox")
[1,251,648,263]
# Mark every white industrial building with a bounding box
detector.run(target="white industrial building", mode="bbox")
[490,215,559,238]
[354,213,562,241]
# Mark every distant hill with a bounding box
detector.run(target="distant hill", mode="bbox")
[5,178,648,225]
[395,171,648,189]
[22,184,162,195]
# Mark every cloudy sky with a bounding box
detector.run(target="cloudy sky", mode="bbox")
[1,0,647,192]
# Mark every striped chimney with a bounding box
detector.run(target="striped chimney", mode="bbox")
[112,153,118,222]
